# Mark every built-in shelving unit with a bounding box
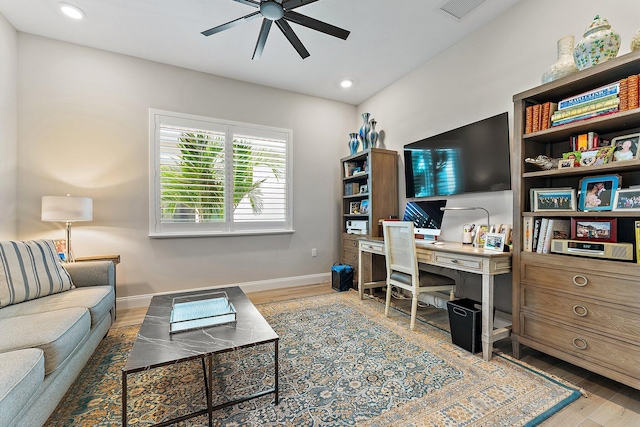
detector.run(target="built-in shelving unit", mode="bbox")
[511,50,640,390]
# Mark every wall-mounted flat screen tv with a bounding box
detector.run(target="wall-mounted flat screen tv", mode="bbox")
[404,112,511,198]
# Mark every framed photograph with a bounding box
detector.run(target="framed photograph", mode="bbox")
[558,159,574,169]
[349,201,360,214]
[532,188,577,212]
[483,232,505,252]
[359,185,368,194]
[562,151,581,167]
[53,239,70,262]
[571,218,617,243]
[579,150,597,167]
[360,199,370,214]
[612,188,640,211]
[473,224,489,248]
[611,133,640,162]
[578,175,620,211]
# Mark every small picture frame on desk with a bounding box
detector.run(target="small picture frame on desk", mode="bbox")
[473,225,489,248]
[484,232,506,252]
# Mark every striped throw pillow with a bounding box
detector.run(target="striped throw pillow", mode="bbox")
[0,240,74,308]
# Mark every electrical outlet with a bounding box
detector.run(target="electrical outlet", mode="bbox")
[311,248,317,257]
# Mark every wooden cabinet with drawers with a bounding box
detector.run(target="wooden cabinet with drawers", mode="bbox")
[340,148,397,288]
[511,51,640,389]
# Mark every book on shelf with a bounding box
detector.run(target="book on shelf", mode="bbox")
[535,218,549,253]
[558,82,620,110]
[525,106,533,134]
[523,217,534,252]
[551,106,618,127]
[636,221,640,264]
[531,218,542,253]
[628,74,639,110]
[551,95,619,121]
[531,104,542,133]
[619,77,629,111]
[541,219,570,254]
[540,102,558,130]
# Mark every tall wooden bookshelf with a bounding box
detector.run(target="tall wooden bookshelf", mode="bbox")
[511,50,640,390]
[340,148,398,286]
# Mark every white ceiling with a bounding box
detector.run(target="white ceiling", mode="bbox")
[0,0,522,105]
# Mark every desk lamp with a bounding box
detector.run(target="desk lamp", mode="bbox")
[440,206,490,247]
[41,195,93,262]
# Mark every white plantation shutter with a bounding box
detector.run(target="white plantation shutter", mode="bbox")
[150,110,293,237]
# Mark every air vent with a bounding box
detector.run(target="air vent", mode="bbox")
[439,0,485,20]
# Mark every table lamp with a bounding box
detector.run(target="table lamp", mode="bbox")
[440,206,490,247]
[41,195,93,262]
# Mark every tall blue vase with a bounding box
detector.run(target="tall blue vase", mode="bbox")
[348,133,359,154]
[359,113,371,149]
[366,119,379,149]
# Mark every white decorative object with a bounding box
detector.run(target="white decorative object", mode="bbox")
[573,15,621,71]
[542,35,579,83]
[631,28,640,52]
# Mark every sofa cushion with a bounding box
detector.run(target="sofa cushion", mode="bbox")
[0,286,114,327]
[0,308,90,375]
[0,240,74,308]
[0,348,45,427]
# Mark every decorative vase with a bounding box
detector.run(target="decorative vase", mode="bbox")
[366,119,379,148]
[631,28,640,51]
[541,35,579,83]
[348,133,359,154]
[573,15,621,71]
[359,113,371,148]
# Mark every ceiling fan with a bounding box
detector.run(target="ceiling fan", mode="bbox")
[201,0,350,60]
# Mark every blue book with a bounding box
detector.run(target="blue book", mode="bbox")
[558,83,620,110]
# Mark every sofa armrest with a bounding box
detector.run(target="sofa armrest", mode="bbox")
[64,261,115,288]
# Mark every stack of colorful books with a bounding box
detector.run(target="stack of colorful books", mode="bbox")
[551,82,620,127]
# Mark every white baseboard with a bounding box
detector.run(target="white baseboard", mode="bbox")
[116,273,331,311]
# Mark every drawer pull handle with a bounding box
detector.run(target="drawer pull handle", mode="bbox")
[572,305,588,317]
[572,338,588,350]
[572,275,588,287]
[450,259,458,264]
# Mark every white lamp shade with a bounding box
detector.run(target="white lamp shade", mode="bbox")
[41,196,93,222]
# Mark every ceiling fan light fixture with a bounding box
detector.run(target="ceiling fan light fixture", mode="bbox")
[340,79,354,88]
[58,2,85,20]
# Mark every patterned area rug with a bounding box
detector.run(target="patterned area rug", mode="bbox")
[45,290,580,426]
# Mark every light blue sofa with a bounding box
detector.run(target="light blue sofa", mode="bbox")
[0,259,115,427]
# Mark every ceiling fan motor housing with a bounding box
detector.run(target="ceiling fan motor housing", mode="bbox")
[260,1,284,21]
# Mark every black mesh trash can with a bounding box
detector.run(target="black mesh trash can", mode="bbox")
[446,298,482,353]
[331,264,353,292]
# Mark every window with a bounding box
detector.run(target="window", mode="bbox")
[149,110,293,237]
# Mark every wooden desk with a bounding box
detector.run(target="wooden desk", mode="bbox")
[357,238,511,361]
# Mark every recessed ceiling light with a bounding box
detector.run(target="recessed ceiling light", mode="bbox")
[59,3,85,20]
[340,79,353,88]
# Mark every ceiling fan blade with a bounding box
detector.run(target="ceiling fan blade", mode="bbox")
[275,19,310,59]
[284,11,350,40]
[201,11,260,36]
[252,19,273,60]
[281,0,320,11]
[231,0,260,8]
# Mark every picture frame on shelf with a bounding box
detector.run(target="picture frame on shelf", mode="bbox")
[571,218,617,243]
[562,151,581,167]
[611,133,640,162]
[359,185,368,194]
[578,175,620,211]
[483,232,506,252]
[558,159,574,169]
[349,201,361,214]
[612,188,640,211]
[473,225,489,248]
[579,150,597,167]
[360,199,370,214]
[532,188,576,212]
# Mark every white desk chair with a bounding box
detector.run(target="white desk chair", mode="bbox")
[382,221,456,330]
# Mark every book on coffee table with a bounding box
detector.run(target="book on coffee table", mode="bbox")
[170,291,237,334]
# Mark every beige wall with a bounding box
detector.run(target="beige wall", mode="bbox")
[17,34,355,302]
[0,13,17,239]
[357,0,640,311]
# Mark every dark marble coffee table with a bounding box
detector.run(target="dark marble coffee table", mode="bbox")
[122,286,279,427]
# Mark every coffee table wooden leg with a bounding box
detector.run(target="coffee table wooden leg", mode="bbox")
[122,369,128,427]
[275,338,279,405]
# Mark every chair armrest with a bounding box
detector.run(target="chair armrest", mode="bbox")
[64,261,115,288]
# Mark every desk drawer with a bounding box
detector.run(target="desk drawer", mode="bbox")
[341,247,359,266]
[432,252,483,273]
[522,286,640,345]
[359,240,384,255]
[521,314,640,381]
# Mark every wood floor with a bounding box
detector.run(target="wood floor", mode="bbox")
[112,284,639,427]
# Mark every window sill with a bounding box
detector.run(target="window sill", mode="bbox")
[149,229,295,239]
